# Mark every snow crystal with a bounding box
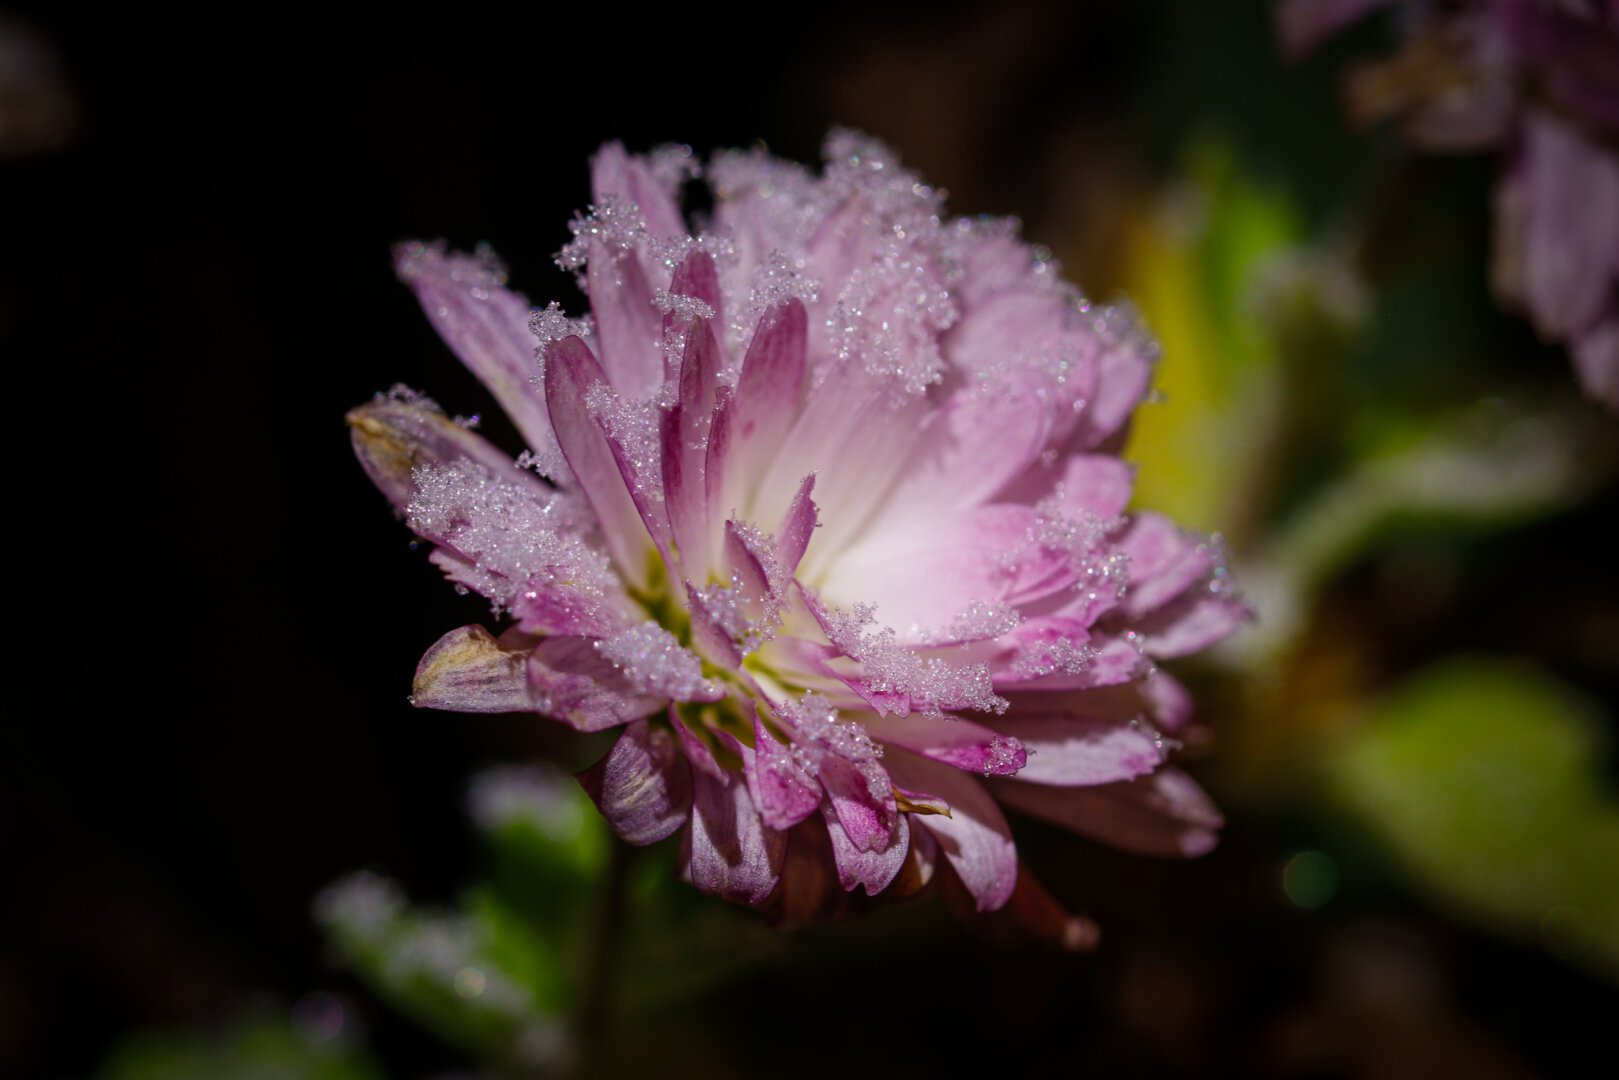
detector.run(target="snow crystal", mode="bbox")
[824,602,1007,716]
[406,460,615,618]
[595,622,720,700]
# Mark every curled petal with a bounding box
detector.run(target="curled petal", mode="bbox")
[818,753,898,853]
[885,751,1018,912]
[684,768,786,905]
[577,720,692,845]
[411,625,532,713]
[823,802,911,895]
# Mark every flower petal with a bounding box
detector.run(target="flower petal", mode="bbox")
[991,768,1222,857]
[525,636,665,731]
[577,720,692,845]
[885,750,1018,912]
[684,768,785,905]
[990,713,1165,786]
[745,712,824,830]
[817,753,898,853]
[393,242,560,464]
[543,337,657,589]
[822,802,911,896]
[1134,593,1250,659]
[729,298,808,503]
[1521,110,1619,341]
[411,625,533,713]
[347,397,535,514]
[863,713,1027,776]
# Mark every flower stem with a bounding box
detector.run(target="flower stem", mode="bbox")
[573,836,633,1077]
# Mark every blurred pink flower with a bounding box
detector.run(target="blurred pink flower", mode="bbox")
[1279,0,1619,409]
[349,134,1245,929]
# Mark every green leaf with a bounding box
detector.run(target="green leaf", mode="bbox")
[98,1015,384,1080]
[1331,659,1619,980]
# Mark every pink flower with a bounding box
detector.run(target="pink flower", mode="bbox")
[349,133,1246,924]
[1278,0,1619,409]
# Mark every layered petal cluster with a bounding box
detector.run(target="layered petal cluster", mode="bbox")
[1279,0,1619,409]
[350,133,1246,921]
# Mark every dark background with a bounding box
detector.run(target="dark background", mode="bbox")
[5,2,1615,1076]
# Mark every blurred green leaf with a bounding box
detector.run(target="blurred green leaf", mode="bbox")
[98,1016,383,1080]
[1331,659,1619,980]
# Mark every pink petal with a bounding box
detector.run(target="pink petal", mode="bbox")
[876,372,1056,523]
[586,244,664,401]
[885,750,1018,912]
[347,397,538,515]
[729,299,808,503]
[543,337,657,589]
[745,712,824,830]
[1521,110,1619,341]
[991,768,1222,858]
[993,627,1149,692]
[1134,593,1250,659]
[411,625,533,713]
[577,720,692,845]
[991,714,1164,786]
[661,310,723,575]
[826,505,1075,634]
[775,475,820,579]
[1574,314,1619,410]
[525,636,664,731]
[1274,0,1393,59]
[684,768,785,905]
[1070,327,1154,452]
[393,242,560,465]
[1143,671,1194,734]
[592,142,687,245]
[863,713,1027,777]
[818,753,898,854]
[1050,454,1135,520]
[822,803,911,896]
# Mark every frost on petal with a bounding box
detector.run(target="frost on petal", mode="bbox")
[745,712,824,831]
[411,625,534,714]
[407,459,625,634]
[544,337,661,587]
[863,712,1028,777]
[578,720,692,845]
[991,713,1167,787]
[595,622,723,703]
[348,395,532,515]
[807,593,1007,717]
[526,636,665,731]
[393,240,564,471]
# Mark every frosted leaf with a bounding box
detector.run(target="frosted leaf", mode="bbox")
[823,602,1007,716]
[595,622,721,701]
[407,461,616,618]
